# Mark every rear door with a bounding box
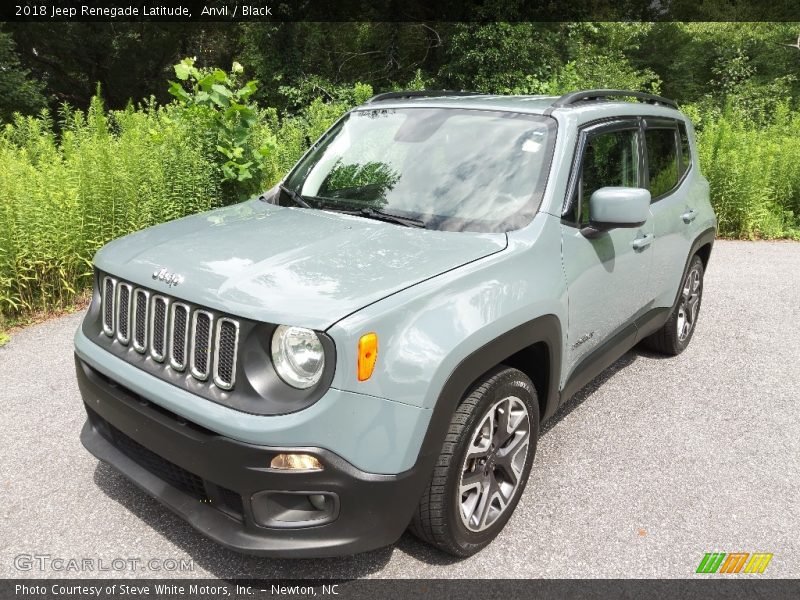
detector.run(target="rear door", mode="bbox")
[644,119,695,307]
[560,119,655,378]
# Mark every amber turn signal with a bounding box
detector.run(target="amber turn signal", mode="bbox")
[357,332,378,381]
[269,453,323,471]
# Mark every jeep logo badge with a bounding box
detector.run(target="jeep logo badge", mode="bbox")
[152,267,184,287]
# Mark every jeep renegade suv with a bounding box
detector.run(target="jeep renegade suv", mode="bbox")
[75,89,716,557]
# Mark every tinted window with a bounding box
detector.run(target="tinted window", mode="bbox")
[646,128,678,198]
[678,122,692,175]
[578,129,639,224]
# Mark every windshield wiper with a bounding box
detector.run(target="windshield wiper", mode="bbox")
[279,183,311,208]
[333,207,427,229]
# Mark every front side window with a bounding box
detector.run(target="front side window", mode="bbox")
[282,108,557,232]
[577,129,639,225]
[646,128,679,198]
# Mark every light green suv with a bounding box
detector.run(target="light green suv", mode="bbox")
[75,89,716,557]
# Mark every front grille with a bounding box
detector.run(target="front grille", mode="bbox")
[110,421,207,499]
[100,274,240,390]
[218,486,244,516]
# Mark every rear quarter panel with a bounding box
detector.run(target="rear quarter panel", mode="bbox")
[685,118,716,235]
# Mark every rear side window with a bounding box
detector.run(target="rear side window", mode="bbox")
[678,122,692,174]
[578,129,639,224]
[645,128,678,198]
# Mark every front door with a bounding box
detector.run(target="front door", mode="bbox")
[560,121,655,380]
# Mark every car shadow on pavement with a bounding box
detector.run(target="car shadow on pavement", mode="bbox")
[541,350,637,435]
[92,463,394,579]
[92,349,641,575]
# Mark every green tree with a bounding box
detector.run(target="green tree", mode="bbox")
[239,23,438,109]
[0,30,46,122]
[632,22,800,106]
[7,22,241,112]
[438,23,561,93]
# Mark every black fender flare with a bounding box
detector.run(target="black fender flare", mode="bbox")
[414,314,562,469]
[672,227,716,309]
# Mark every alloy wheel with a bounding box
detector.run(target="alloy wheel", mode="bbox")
[458,396,531,532]
[677,265,702,342]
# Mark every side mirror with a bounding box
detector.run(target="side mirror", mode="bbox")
[583,187,651,237]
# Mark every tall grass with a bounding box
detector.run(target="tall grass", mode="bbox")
[693,103,800,240]
[0,98,222,324]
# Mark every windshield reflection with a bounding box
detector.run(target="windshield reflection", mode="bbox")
[283,108,556,233]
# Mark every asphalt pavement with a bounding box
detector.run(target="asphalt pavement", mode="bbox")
[1,240,798,579]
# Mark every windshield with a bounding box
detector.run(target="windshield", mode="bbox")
[282,107,556,232]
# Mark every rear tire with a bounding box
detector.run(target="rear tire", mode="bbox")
[409,366,539,557]
[643,254,704,356]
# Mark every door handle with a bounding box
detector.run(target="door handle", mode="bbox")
[631,233,654,251]
[681,209,697,224]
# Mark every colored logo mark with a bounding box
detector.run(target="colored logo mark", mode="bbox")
[696,552,773,574]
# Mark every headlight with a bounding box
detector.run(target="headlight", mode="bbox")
[271,325,325,389]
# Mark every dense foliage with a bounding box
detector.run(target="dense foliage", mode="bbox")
[5,22,798,113]
[1,21,799,330]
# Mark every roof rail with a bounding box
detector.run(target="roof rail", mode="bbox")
[366,90,484,103]
[548,89,678,110]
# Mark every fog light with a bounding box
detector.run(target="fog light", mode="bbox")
[309,494,327,511]
[269,453,323,471]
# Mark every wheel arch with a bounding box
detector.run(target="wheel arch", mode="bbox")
[414,314,562,467]
[671,227,716,309]
[695,239,713,269]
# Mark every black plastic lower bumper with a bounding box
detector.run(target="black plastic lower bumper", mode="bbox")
[76,355,430,557]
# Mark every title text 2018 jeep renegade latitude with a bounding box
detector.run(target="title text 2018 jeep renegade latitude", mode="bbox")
[75,89,716,557]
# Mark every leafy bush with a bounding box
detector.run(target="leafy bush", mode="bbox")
[167,58,271,203]
[543,51,661,95]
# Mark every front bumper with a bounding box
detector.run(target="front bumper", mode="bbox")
[76,356,431,557]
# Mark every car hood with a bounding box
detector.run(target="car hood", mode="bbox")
[93,200,507,330]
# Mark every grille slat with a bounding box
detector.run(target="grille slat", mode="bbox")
[190,311,213,381]
[102,277,116,336]
[116,284,132,344]
[99,273,239,390]
[133,289,150,353]
[169,303,190,371]
[150,296,169,362]
[213,319,239,390]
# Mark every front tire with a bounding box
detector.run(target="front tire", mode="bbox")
[410,366,539,557]
[643,254,704,355]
